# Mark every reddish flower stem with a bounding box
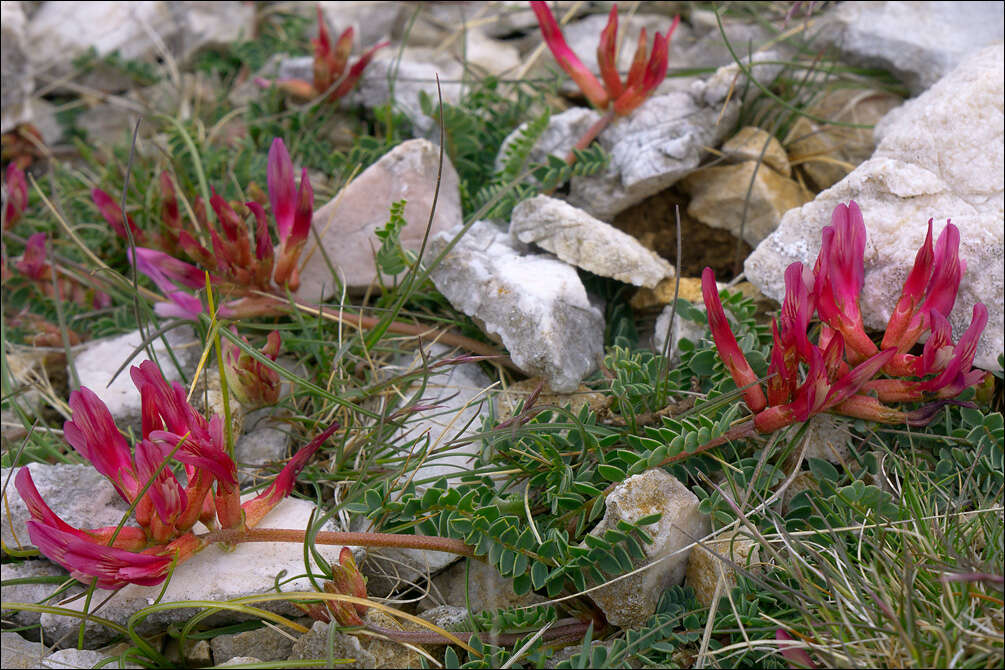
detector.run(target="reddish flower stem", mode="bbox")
[201,527,478,559]
[564,108,616,165]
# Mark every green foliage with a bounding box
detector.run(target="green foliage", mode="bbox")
[374,200,413,277]
[71,47,160,87]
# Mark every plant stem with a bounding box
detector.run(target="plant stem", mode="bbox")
[564,108,616,164]
[201,527,479,559]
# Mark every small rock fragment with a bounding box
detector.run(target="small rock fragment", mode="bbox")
[418,557,546,612]
[2,632,45,670]
[680,161,811,248]
[785,88,902,190]
[511,195,674,288]
[652,303,708,365]
[427,221,604,393]
[685,530,761,608]
[297,139,463,298]
[721,126,791,176]
[586,469,710,629]
[210,626,295,664]
[1,560,79,633]
[630,276,706,311]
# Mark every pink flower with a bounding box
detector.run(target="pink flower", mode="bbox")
[531,1,609,109]
[242,421,340,528]
[3,162,29,229]
[775,629,817,669]
[14,232,49,280]
[130,247,205,320]
[223,328,283,408]
[17,360,336,588]
[702,267,767,413]
[267,138,313,291]
[532,2,678,115]
[92,188,146,244]
[702,200,988,434]
[312,6,388,101]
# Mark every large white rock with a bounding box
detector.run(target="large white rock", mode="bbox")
[1,463,131,552]
[586,469,710,629]
[26,2,255,90]
[510,195,674,288]
[296,139,463,299]
[39,497,349,647]
[820,1,1004,95]
[427,220,604,393]
[1,1,32,133]
[745,44,1004,371]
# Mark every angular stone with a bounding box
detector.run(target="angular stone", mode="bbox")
[210,626,295,664]
[746,45,1004,372]
[1,1,32,133]
[819,1,1004,95]
[680,161,811,247]
[1,560,80,633]
[677,9,777,70]
[722,126,791,177]
[427,221,604,393]
[418,556,545,612]
[39,498,349,647]
[566,90,740,220]
[511,195,674,288]
[218,658,263,667]
[685,530,761,608]
[495,107,601,176]
[800,414,853,466]
[494,378,608,425]
[1,463,130,553]
[71,326,201,432]
[1,632,45,670]
[785,88,902,190]
[41,648,126,669]
[297,139,463,298]
[630,276,705,311]
[288,621,375,668]
[586,469,710,629]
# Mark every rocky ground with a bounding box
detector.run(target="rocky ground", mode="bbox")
[2,2,1003,668]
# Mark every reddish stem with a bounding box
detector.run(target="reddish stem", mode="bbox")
[202,527,478,559]
[564,108,616,164]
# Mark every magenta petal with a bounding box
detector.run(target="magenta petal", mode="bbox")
[63,388,139,501]
[267,138,296,242]
[134,439,187,526]
[26,521,170,589]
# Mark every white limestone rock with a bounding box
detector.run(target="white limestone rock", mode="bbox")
[1,560,80,631]
[71,326,201,432]
[510,195,674,288]
[1,632,45,670]
[296,139,463,298]
[652,303,708,366]
[745,44,1004,371]
[1,1,32,133]
[819,1,1004,95]
[586,469,710,629]
[1,463,131,553]
[26,2,254,90]
[39,497,350,647]
[427,221,604,393]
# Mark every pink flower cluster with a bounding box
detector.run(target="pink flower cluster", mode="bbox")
[531,1,679,115]
[91,139,312,319]
[256,6,388,103]
[703,201,988,434]
[15,361,337,589]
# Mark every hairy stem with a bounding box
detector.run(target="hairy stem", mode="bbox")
[201,527,479,559]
